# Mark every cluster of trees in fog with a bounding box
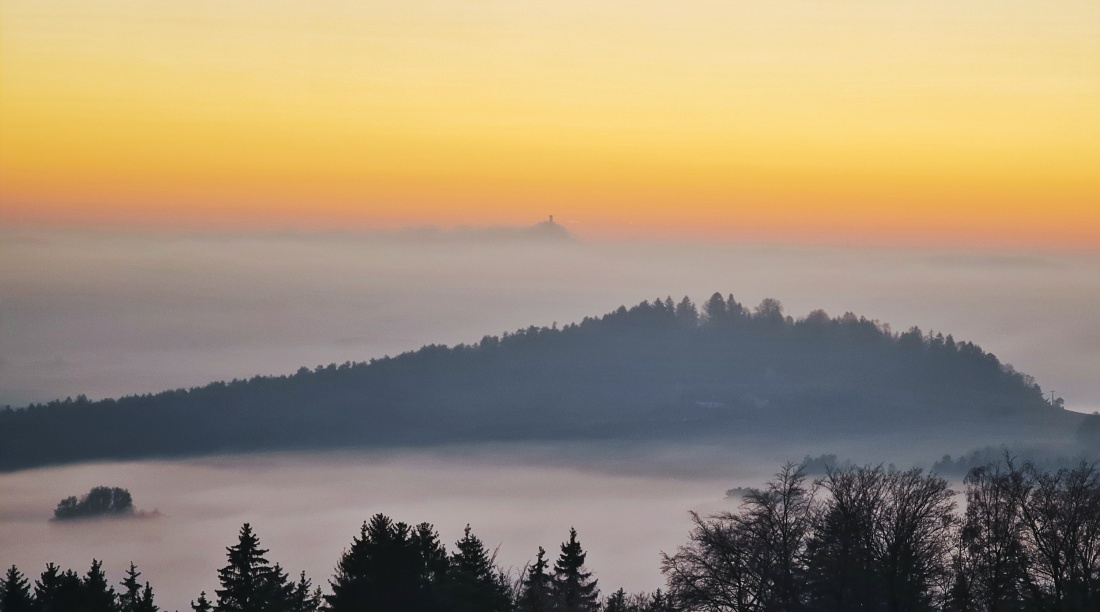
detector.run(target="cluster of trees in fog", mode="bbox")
[0,294,1061,471]
[6,459,1100,612]
[53,487,134,521]
[665,459,1100,612]
[932,445,1100,477]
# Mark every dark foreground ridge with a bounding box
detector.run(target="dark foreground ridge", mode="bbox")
[0,293,1074,471]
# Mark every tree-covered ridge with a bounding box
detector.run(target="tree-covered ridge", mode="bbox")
[0,294,1059,471]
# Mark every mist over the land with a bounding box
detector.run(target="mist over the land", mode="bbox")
[2,225,1097,412]
[0,446,764,611]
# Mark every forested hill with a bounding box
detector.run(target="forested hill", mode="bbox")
[0,294,1067,471]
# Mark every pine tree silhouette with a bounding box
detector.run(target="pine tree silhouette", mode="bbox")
[80,559,119,612]
[445,525,510,612]
[215,523,281,612]
[604,588,628,612]
[190,591,213,612]
[517,547,554,612]
[115,573,157,612]
[0,566,35,612]
[552,528,599,612]
[327,514,438,611]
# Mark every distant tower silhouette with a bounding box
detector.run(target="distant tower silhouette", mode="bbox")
[549,214,554,224]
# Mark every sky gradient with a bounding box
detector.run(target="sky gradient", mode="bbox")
[2,1,1098,248]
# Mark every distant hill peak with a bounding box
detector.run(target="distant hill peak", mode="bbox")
[526,215,574,242]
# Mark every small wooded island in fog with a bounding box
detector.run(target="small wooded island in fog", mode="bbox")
[0,293,1089,471]
[53,487,134,521]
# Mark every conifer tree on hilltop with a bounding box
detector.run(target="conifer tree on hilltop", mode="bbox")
[553,527,600,612]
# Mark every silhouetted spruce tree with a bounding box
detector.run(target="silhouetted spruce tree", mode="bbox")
[517,547,554,612]
[118,563,158,612]
[647,589,675,612]
[265,564,293,611]
[444,525,510,612]
[0,566,35,612]
[412,522,450,600]
[215,523,281,612]
[326,514,439,611]
[604,588,628,612]
[190,592,213,612]
[35,564,82,612]
[135,584,157,612]
[118,564,141,611]
[285,571,322,612]
[81,559,120,612]
[552,528,599,612]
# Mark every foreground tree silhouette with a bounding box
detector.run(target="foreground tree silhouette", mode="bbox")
[215,523,293,612]
[285,572,322,612]
[517,547,554,612]
[553,528,599,612]
[604,588,628,612]
[666,464,954,612]
[34,564,83,612]
[118,563,158,612]
[998,460,1100,612]
[326,514,443,611]
[806,466,955,612]
[0,566,35,612]
[950,463,1032,611]
[444,525,511,612]
[664,464,812,612]
[190,592,213,612]
[80,560,120,612]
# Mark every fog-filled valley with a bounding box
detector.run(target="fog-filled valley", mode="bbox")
[0,448,753,611]
[3,226,1100,611]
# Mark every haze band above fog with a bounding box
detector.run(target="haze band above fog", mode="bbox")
[2,227,1097,412]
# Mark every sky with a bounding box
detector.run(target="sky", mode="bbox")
[2,0,1098,248]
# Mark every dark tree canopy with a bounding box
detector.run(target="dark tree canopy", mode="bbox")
[553,527,600,612]
[0,566,35,612]
[53,487,134,520]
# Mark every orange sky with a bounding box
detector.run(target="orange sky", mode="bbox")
[2,1,1098,248]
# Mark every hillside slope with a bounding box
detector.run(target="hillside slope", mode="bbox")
[0,294,1073,471]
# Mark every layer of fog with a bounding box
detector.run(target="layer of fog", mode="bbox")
[0,446,770,611]
[2,226,1099,413]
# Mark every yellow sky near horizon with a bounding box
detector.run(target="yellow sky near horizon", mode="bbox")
[1,1,1098,248]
